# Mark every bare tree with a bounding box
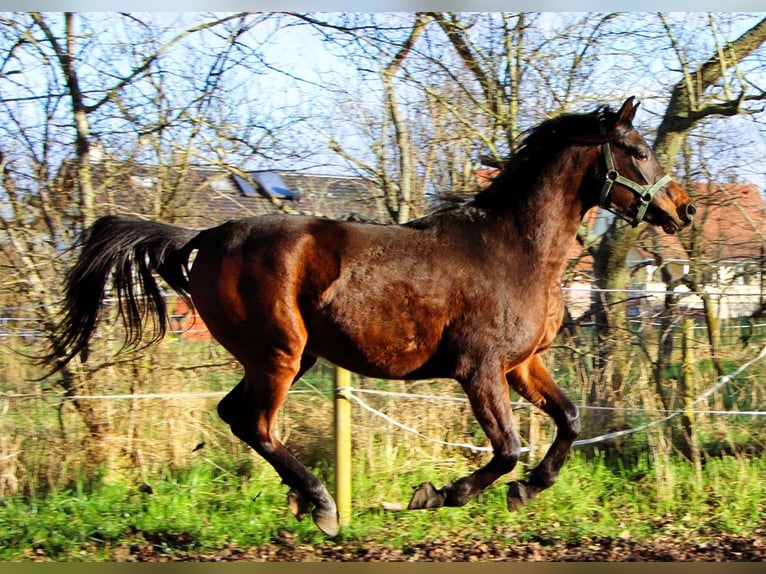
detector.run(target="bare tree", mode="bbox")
[592,14,766,404]
[0,12,304,473]
[289,13,439,223]
[3,11,766,477]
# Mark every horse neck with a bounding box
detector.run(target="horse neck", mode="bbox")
[490,146,598,271]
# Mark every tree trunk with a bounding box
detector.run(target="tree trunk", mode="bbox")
[591,220,635,421]
[591,15,766,409]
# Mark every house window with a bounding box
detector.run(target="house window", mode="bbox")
[740,263,760,286]
[645,264,658,283]
[253,171,298,200]
[130,175,156,189]
[232,173,259,197]
[210,178,236,193]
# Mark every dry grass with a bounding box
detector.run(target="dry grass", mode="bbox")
[0,320,764,496]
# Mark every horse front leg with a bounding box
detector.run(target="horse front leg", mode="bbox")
[408,367,521,509]
[505,354,580,510]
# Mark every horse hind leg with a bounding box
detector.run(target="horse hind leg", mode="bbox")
[217,353,338,536]
[282,354,319,524]
[408,367,521,510]
[218,354,317,420]
[505,354,580,511]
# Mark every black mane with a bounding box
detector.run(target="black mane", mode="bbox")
[470,105,613,210]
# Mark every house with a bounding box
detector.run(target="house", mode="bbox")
[565,182,766,320]
[60,160,387,227]
[630,182,766,319]
[60,160,766,337]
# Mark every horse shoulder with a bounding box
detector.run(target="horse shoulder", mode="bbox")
[535,281,566,352]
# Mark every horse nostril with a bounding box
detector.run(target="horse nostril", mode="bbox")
[684,203,697,221]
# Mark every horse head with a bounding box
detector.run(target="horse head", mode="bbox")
[596,96,696,234]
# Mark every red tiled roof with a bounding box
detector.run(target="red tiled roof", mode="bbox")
[474,168,765,268]
[637,182,766,264]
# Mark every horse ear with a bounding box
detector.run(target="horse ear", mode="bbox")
[617,96,640,124]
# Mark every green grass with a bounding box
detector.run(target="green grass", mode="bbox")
[0,457,326,561]
[1,451,763,561]
[1,327,763,561]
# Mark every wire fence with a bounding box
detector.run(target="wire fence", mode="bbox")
[1,285,764,338]
[343,342,766,454]
[0,287,764,496]
[1,341,763,458]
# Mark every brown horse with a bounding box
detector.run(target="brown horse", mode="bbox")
[44,97,695,536]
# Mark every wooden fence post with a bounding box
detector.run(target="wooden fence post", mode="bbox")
[681,318,702,478]
[334,366,352,528]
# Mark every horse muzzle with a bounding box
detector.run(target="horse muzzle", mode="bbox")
[658,201,695,234]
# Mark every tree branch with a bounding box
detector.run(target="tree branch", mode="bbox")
[655,15,766,167]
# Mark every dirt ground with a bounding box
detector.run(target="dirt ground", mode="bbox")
[101,530,765,562]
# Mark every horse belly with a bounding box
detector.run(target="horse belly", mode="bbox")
[305,282,450,379]
[307,335,439,380]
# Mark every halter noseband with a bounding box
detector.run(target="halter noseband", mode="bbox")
[598,116,671,227]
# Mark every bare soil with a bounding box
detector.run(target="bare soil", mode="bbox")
[97,530,765,562]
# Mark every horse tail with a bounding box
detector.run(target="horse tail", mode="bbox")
[43,215,202,374]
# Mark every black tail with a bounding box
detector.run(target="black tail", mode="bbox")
[43,215,201,374]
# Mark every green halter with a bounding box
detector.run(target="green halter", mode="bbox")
[598,117,671,227]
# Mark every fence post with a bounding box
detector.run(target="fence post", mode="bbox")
[334,366,352,528]
[681,318,702,478]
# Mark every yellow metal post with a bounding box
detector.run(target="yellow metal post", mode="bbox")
[334,366,352,528]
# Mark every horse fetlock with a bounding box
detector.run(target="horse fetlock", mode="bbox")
[407,481,446,509]
[287,488,311,521]
[506,480,543,511]
[443,479,477,507]
[528,463,559,489]
[570,416,581,437]
[288,487,338,536]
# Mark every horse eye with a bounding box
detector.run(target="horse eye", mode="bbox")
[635,150,649,161]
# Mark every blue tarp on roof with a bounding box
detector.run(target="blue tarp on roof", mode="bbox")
[233,171,299,200]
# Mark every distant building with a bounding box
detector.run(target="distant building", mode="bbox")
[57,160,387,340]
[58,161,766,338]
[630,182,766,320]
[475,168,766,320]
[58,161,387,227]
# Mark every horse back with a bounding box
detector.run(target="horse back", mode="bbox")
[188,213,554,380]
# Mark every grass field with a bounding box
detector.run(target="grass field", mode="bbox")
[0,447,763,561]
[1,324,764,561]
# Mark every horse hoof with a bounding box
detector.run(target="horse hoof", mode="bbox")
[287,488,310,521]
[507,481,530,511]
[312,507,339,537]
[407,482,446,510]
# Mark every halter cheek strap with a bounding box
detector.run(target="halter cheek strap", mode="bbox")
[598,117,672,227]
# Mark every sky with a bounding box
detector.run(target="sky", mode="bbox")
[5,9,765,190]
[18,1,766,11]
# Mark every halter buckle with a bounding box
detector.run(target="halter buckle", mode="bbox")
[597,116,671,227]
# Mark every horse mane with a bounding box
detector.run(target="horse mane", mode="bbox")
[470,104,613,211]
